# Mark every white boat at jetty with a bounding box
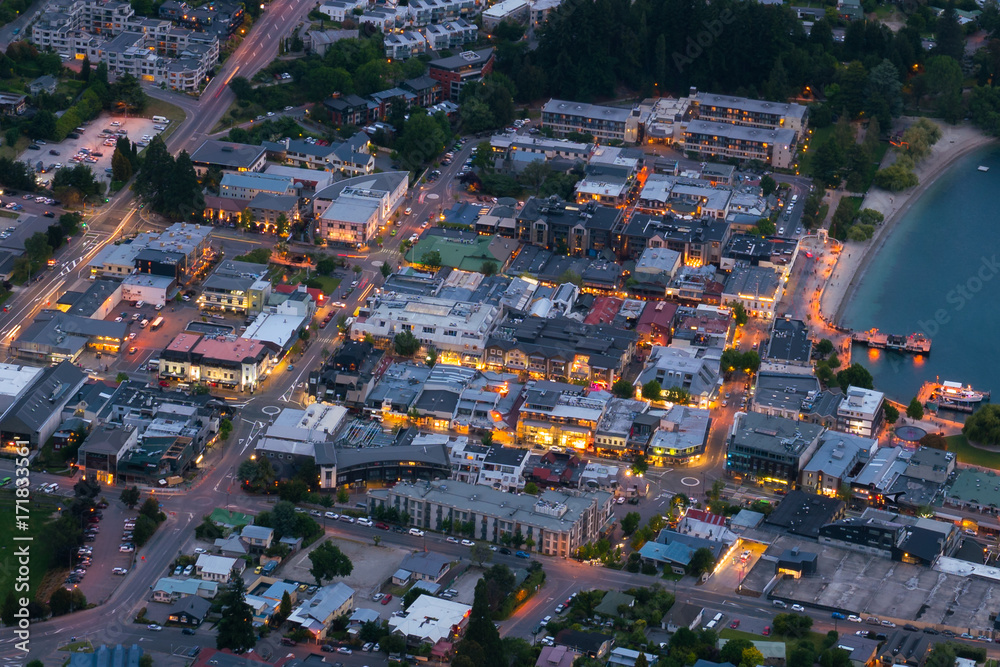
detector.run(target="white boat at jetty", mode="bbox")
[935,380,990,409]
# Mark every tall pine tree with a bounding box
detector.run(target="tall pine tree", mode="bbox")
[216,577,256,654]
[461,580,506,667]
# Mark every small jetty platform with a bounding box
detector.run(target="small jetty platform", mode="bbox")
[850,328,932,354]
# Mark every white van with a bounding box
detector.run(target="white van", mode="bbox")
[409,528,425,537]
[135,300,144,308]
[152,115,168,124]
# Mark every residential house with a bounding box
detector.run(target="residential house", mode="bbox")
[167,596,211,626]
[194,554,242,583]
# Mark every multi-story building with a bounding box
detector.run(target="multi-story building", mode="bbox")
[190,140,267,176]
[449,440,530,492]
[481,0,528,29]
[324,93,371,127]
[313,171,408,247]
[646,404,711,466]
[541,99,641,143]
[837,386,885,438]
[619,215,730,265]
[689,91,808,137]
[423,18,477,50]
[633,345,721,409]
[31,0,219,92]
[799,431,875,496]
[316,0,367,21]
[405,0,476,27]
[158,334,273,391]
[593,398,650,458]
[385,31,427,59]
[158,0,244,37]
[726,412,824,489]
[351,293,500,366]
[721,265,784,319]
[682,121,797,169]
[516,196,622,257]
[635,174,732,219]
[368,479,614,557]
[198,259,272,314]
[516,382,605,451]
[427,48,493,102]
[485,317,637,387]
[219,172,295,200]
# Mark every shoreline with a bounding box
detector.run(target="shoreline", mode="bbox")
[821,122,996,326]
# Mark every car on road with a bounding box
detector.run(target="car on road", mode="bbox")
[499,547,512,555]
[404,207,412,215]
[461,539,475,547]
[321,645,336,653]
[325,512,339,519]
[147,624,162,631]
[112,567,128,575]
[280,638,296,646]
[337,647,352,655]
[730,619,740,628]
[555,604,564,613]
[381,594,393,605]
[515,550,531,559]
[848,615,862,623]
[762,627,771,636]
[447,537,460,544]
[375,522,390,530]
[409,528,425,537]
[357,518,373,527]
[832,612,846,620]
[881,620,896,628]
[194,548,207,554]
[284,106,294,111]
[128,346,137,354]
[182,628,196,635]
[115,316,124,322]
[791,604,805,612]
[310,510,321,517]
[903,624,918,632]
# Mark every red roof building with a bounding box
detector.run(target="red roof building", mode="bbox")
[635,300,678,349]
[583,296,623,326]
[273,283,326,304]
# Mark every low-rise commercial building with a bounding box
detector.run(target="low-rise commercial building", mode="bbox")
[799,431,875,496]
[721,266,784,319]
[369,479,613,557]
[646,404,711,466]
[313,171,408,247]
[158,334,273,391]
[190,140,268,176]
[726,412,824,489]
[219,172,295,200]
[837,386,885,438]
[388,595,471,646]
[352,293,499,367]
[481,0,528,29]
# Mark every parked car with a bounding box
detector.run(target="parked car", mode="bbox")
[461,539,475,547]
[409,528,425,537]
[381,594,393,605]
[147,624,162,631]
[515,551,531,559]
[337,647,352,655]
[182,628,196,635]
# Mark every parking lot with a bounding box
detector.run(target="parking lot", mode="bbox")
[767,535,999,633]
[21,113,167,187]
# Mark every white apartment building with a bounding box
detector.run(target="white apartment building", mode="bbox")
[317,0,367,21]
[219,172,296,200]
[423,18,476,50]
[449,439,529,492]
[351,294,499,363]
[404,0,476,26]
[384,30,426,59]
[837,386,885,438]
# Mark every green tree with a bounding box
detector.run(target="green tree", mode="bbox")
[720,639,756,667]
[216,577,257,653]
[308,540,354,585]
[641,380,662,402]
[884,404,900,424]
[420,250,442,270]
[963,404,1000,445]
[621,511,641,536]
[337,487,349,504]
[836,363,874,391]
[461,580,507,667]
[520,160,551,194]
[816,339,834,356]
[611,378,634,398]
[278,590,292,622]
[773,613,814,638]
[111,147,133,182]
[730,302,748,326]
[907,397,924,420]
[394,329,421,356]
[523,482,539,495]
[120,486,140,508]
[272,501,298,538]
[276,213,290,238]
[760,175,777,196]
[380,262,392,278]
[686,547,715,576]
[632,455,648,476]
[482,260,498,277]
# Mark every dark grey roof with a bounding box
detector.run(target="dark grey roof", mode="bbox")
[248,193,298,212]
[334,443,450,470]
[398,551,451,577]
[1,361,87,434]
[168,594,211,619]
[414,388,460,415]
[766,317,812,363]
[68,280,126,318]
[765,489,845,538]
[428,47,493,71]
[485,446,529,467]
[191,140,267,169]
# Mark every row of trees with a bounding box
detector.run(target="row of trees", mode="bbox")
[132,136,204,220]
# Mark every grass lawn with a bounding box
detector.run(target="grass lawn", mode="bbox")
[719,628,829,653]
[799,125,834,178]
[59,640,94,653]
[0,496,59,596]
[311,275,341,295]
[144,97,187,142]
[946,434,1000,468]
[0,210,19,219]
[0,136,30,160]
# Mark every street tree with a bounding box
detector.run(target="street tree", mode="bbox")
[308,540,354,586]
[907,397,925,420]
[641,380,662,401]
[686,547,715,576]
[120,486,140,508]
[621,511,641,536]
[216,577,257,653]
[611,379,634,398]
[394,330,421,357]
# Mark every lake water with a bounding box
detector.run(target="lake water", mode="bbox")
[840,144,1000,404]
